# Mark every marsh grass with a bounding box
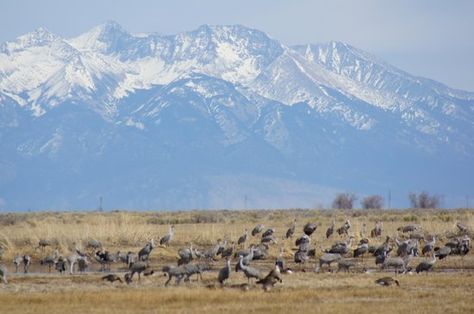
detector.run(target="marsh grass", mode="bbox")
[0,209,473,313]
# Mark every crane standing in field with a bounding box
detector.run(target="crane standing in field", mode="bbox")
[416,254,437,273]
[257,262,283,291]
[160,226,175,247]
[218,258,231,285]
[286,219,297,239]
[326,219,335,239]
[238,255,262,284]
[252,224,264,237]
[238,229,248,248]
[139,239,156,261]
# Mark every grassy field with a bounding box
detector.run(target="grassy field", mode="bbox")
[0,209,473,313]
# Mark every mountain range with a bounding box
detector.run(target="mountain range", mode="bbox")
[1,21,473,210]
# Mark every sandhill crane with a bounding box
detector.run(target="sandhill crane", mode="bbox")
[286,219,296,239]
[163,265,187,286]
[178,243,195,266]
[218,259,231,285]
[397,225,419,233]
[252,224,264,236]
[181,263,210,283]
[129,261,148,281]
[66,248,88,274]
[95,250,113,271]
[139,239,156,261]
[337,258,356,273]
[216,240,228,256]
[261,234,277,245]
[381,254,412,274]
[396,238,419,257]
[221,242,235,259]
[102,274,123,283]
[160,225,175,247]
[416,254,436,273]
[303,223,317,236]
[40,250,59,272]
[238,229,248,247]
[55,256,66,274]
[144,269,155,276]
[37,239,52,253]
[262,228,275,238]
[13,255,22,273]
[294,248,310,271]
[446,236,471,256]
[78,257,89,273]
[235,246,255,272]
[326,236,354,255]
[204,239,225,261]
[422,236,436,256]
[23,255,31,273]
[238,255,262,283]
[375,251,388,266]
[326,219,335,239]
[370,221,383,238]
[410,233,424,241]
[316,253,342,272]
[375,277,400,286]
[434,246,451,259]
[0,264,7,284]
[86,239,102,251]
[252,244,269,260]
[336,220,351,236]
[456,222,468,233]
[354,242,369,258]
[374,236,391,254]
[126,251,137,268]
[295,234,310,249]
[276,247,292,274]
[124,272,132,284]
[257,262,282,290]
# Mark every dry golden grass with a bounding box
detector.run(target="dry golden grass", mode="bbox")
[0,209,474,313]
[1,271,473,313]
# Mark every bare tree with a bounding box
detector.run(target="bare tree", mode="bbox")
[332,193,357,210]
[408,192,440,209]
[361,195,384,209]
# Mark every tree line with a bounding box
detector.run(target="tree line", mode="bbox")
[332,191,440,210]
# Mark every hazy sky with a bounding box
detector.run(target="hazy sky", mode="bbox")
[2,0,473,91]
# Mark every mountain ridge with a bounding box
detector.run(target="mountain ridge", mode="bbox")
[0,22,473,210]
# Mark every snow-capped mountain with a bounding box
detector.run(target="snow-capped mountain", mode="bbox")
[1,22,473,210]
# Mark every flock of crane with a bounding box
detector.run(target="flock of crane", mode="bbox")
[0,219,472,290]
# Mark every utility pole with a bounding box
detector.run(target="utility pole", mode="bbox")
[98,196,103,211]
[388,189,391,209]
[467,195,470,209]
[244,194,248,210]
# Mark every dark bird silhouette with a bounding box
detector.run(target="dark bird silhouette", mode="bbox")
[303,223,317,236]
[434,246,451,260]
[102,274,123,283]
[252,224,264,236]
[375,277,400,286]
[257,262,282,290]
[416,254,436,273]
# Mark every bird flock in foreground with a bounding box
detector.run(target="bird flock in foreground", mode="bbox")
[0,220,471,290]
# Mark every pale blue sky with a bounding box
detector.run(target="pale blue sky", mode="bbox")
[2,0,473,91]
